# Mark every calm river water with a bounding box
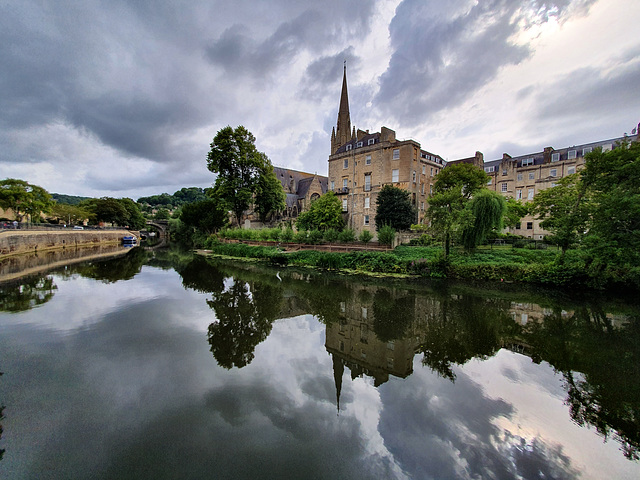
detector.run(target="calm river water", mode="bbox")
[0,247,639,479]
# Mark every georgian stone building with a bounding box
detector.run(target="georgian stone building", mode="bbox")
[480,132,638,239]
[327,66,445,234]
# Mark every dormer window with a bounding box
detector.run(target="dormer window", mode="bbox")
[583,147,593,156]
[368,138,375,145]
[522,158,534,167]
[568,150,577,159]
[551,153,560,162]
[345,144,352,151]
[356,141,363,148]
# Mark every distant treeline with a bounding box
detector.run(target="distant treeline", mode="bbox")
[51,193,92,205]
[137,187,209,207]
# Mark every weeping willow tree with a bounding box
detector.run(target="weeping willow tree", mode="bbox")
[460,190,506,251]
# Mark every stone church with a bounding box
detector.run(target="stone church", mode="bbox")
[327,65,445,234]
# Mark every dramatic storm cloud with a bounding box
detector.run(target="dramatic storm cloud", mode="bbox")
[0,0,638,197]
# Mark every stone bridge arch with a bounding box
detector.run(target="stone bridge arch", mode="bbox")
[146,220,169,238]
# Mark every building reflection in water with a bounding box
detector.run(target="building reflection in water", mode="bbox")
[179,256,639,460]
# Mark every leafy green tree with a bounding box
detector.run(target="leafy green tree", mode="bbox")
[503,197,529,229]
[253,163,286,222]
[81,197,126,225]
[49,202,91,225]
[0,178,53,221]
[375,185,416,231]
[460,190,506,251]
[580,141,640,265]
[180,197,228,235]
[50,193,91,205]
[427,164,489,256]
[207,126,277,225]
[172,187,208,205]
[154,208,171,220]
[137,188,208,209]
[531,174,588,254]
[296,191,344,231]
[118,197,146,229]
[81,197,145,228]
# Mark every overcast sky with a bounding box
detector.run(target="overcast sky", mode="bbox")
[1,0,639,199]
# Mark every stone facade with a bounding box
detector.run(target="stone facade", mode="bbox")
[480,134,637,239]
[328,66,445,234]
[273,166,328,220]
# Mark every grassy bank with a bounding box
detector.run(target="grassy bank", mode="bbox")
[202,239,640,291]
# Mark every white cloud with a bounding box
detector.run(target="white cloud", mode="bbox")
[0,0,638,198]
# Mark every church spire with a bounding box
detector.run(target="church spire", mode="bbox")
[332,353,344,414]
[332,62,352,154]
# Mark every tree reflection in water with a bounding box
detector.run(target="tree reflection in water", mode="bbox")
[206,280,282,369]
[177,256,283,369]
[71,247,148,283]
[175,256,640,461]
[522,308,640,460]
[0,276,57,312]
[0,247,151,315]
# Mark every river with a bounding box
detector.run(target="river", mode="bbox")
[0,247,638,479]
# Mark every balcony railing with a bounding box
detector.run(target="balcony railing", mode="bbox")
[334,187,349,195]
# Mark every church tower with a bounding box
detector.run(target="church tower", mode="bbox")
[331,63,353,154]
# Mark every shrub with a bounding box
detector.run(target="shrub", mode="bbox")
[377,225,396,246]
[268,228,281,242]
[359,230,373,243]
[293,230,308,243]
[308,229,324,244]
[258,228,271,241]
[338,228,355,242]
[409,233,433,246]
[316,253,343,270]
[281,227,294,242]
[324,228,339,243]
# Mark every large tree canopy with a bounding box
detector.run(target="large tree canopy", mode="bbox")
[253,162,286,223]
[0,178,53,221]
[80,197,145,229]
[580,140,640,264]
[375,185,416,231]
[180,197,229,235]
[531,174,588,254]
[427,163,489,256]
[207,126,284,224]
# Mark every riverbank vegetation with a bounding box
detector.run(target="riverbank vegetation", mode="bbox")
[201,239,640,291]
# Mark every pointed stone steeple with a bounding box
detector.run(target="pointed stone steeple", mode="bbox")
[332,353,344,414]
[331,63,352,154]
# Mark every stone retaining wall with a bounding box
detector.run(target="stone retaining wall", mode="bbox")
[0,230,137,257]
